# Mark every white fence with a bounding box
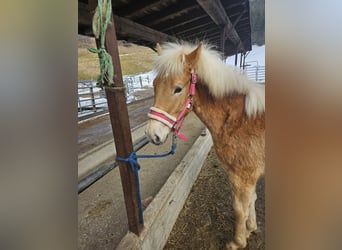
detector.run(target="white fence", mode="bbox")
[78,73,153,119]
[243,61,265,82]
[78,81,107,116]
[78,66,264,120]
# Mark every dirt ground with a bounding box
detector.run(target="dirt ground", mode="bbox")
[164,148,265,250]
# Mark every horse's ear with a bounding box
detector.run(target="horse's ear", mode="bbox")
[156,43,162,55]
[185,42,203,67]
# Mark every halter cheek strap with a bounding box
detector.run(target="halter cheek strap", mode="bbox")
[148,69,197,140]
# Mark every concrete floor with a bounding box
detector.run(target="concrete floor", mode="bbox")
[78,96,154,155]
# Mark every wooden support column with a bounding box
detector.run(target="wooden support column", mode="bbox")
[90,1,142,235]
[242,52,246,70]
[240,52,243,68]
[220,27,226,59]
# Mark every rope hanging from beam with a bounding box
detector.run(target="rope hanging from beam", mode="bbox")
[87,0,114,87]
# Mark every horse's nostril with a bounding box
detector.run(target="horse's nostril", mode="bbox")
[154,135,161,144]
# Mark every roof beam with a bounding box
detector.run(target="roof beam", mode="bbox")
[196,0,228,26]
[175,22,216,37]
[196,0,244,50]
[123,0,176,19]
[160,14,207,33]
[184,30,220,41]
[141,4,199,27]
[231,13,248,28]
[78,2,177,44]
[113,15,177,43]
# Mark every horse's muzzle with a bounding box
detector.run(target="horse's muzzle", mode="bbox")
[145,119,171,145]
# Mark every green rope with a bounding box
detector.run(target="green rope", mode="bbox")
[87,0,114,88]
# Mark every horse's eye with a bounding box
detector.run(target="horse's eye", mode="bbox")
[174,86,183,94]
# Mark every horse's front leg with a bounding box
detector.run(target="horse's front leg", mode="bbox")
[246,190,258,234]
[226,174,257,250]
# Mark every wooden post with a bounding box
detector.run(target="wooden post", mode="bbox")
[256,66,259,81]
[139,76,143,88]
[78,94,82,112]
[240,52,243,68]
[220,27,226,60]
[90,85,96,111]
[90,0,142,235]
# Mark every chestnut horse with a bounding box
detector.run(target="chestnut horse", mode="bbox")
[145,42,265,249]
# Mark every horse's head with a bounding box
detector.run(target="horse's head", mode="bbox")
[145,42,202,145]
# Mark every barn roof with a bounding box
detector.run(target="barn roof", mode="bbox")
[78,0,252,57]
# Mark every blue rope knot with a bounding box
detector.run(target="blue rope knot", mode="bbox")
[116,136,177,225]
[117,151,140,172]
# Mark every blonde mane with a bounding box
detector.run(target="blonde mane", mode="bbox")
[154,42,265,117]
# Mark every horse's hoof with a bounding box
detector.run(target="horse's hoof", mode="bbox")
[226,240,246,250]
[246,219,257,232]
[226,241,239,250]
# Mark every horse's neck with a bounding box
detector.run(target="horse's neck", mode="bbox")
[192,83,246,137]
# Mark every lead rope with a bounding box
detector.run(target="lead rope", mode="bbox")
[117,69,197,224]
[116,134,178,224]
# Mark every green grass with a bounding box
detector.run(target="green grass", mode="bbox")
[78,39,155,80]
[78,48,101,80]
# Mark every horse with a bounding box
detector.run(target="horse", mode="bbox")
[145,42,265,250]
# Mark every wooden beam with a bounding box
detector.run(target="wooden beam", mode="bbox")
[185,29,220,41]
[79,0,251,56]
[196,0,244,51]
[160,14,207,33]
[137,1,201,26]
[220,9,247,55]
[226,2,247,12]
[221,9,247,51]
[175,22,216,37]
[231,10,247,29]
[78,2,177,43]
[220,28,225,57]
[243,52,246,70]
[124,0,176,19]
[226,2,246,10]
[142,5,200,27]
[196,0,227,26]
[240,52,243,67]
[113,15,177,43]
[234,22,251,30]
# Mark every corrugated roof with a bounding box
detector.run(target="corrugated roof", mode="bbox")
[78,0,252,57]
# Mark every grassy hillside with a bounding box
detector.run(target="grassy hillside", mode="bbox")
[78,35,155,80]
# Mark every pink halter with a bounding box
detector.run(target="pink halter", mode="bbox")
[148,69,198,140]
